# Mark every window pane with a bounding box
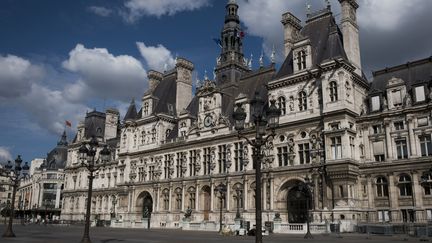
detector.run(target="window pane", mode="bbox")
[392,90,402,105]
[415,86,425,102]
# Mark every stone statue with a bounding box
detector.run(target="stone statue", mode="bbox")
[143,207,150,218]
[382,97,388,110]
[184,207,192,218]
[405,93,412,107]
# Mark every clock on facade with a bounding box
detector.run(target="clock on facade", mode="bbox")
[204,115,213,127]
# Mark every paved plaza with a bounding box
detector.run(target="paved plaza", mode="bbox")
[0,224,426,243]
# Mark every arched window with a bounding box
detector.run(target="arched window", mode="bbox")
[298,91,307,111]
[175,188,182,210]
[277,96,286,115]
[398,174,412,196]
[376,176,389,197]
[329,81,338,102]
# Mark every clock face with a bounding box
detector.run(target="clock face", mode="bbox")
[204,115,213,127]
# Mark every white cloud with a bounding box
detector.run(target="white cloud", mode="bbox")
[0,54,44,99]
[88,6,113,17]
[0,147,12,162]
[122,0,210,23]
[18,84,89,134]
[136,42,175,71]
[62,44,148,101]
[358,0,425,31]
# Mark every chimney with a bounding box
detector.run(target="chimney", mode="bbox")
[339,0,362,75]
[175,58,194,114]
[147,70,163,92]
[281,12,302,57]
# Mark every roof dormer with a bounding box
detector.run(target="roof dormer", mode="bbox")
[386,77,406,110]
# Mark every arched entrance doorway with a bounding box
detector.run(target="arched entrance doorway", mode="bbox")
[136,191,153,219]
[201,186,211,220]
[287,185,312,223]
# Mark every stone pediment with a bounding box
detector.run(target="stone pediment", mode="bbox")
[386,76,405,88]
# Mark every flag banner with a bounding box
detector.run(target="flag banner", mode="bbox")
[65,120,72,127]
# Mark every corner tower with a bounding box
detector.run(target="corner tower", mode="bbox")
[214,0,249,87]
[339,0,362,75]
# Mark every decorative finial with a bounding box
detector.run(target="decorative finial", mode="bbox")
[306,2,311,15]
[163,63,168,73]
[271,45,276,64]
[204,70,209,81]
[195,72,201,88]
[259,51,264,68]
[248,54,253,70]
[213,67,216,80]
[325,0,330,7]
[174,54,178,64]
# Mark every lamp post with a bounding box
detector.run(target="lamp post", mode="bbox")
[214,183,227,233]
[232,92,281,243]
[297,176,314,239]
[1,155,30,237]
[78,136,111,243]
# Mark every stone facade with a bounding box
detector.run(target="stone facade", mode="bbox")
[60,0,432,233]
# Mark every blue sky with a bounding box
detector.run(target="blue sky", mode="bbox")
[0,0,431,163]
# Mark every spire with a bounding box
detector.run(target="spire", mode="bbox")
[271,45,276,64]
[57,130,68,146]
[124,98,138,121]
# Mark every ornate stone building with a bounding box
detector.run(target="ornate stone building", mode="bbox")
[17,132,68,220]
[61,0,432,233]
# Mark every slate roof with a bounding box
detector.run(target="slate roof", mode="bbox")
[152,72,177,116]
[275,8,347,80]
[41,131,68,170]
[370,56,432,93]
[124,99,138,121]
[84,111,106,139]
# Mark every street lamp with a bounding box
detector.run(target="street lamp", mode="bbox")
[0,155,29,237]
[78,136,111,243]
[297,176,314,239]
[214,183,226,233]
[233,92,280,243]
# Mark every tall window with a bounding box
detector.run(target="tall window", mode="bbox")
[394,121,404,130]
[203,147,211,175]
[189,150,197,176]
[144,102,149,115]
[329,81,338,102]
[415,86,426,102]
[422,173,432,195]
[331,137,342,159]
[175,188,182,210]
[373,141,385,162]
[278,96,286,115]
[296,50,307,70]
[138,167,145,182]
[420,135,432,157]
[151,129,156,143]
[395,139,408,159]
[176,152,184,178]
[162,189,169,210]
[371,96,380,112]
[398,174,412,196]
[376,177,389,197]
[349,136,355,157]
[391,90,402,107]
[277,146,289,166]
[148,166,155,181]
[218,145,227,173]
[372,125,383,134]
[141,131,146,144]
[188,187,196,209]
[298,143,310,164]
[298,91,307,111]
[163,154,170,179]
[234,142,244,171]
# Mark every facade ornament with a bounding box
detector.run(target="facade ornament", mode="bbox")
[404,93,412,107]
[289,96,294,111]
[429,89,432,102]
[382,97,388,110]
[231,51,235,61]
[210,147,217,171]
[259,51,264,68]
[195,150,202,173]
[242,142,249,168]
[270,45,276,64]
[226,144,233,169]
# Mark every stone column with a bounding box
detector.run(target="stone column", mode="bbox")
[195,183,199,211]
[169,184,172,212]
[243,178,248,211]
[407,116,417,157]
[156,186,161,212]
[262,178,267,211]
[388,173,399,222]
[412,172,422,221]
[269,176,274,210]
[181,183,185,211]
[210,181,214,211]
[55,183,61,208]
[226,180,231,211]
[313,173,319,210]
[384,120,393,160]
[366,176,374,219]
